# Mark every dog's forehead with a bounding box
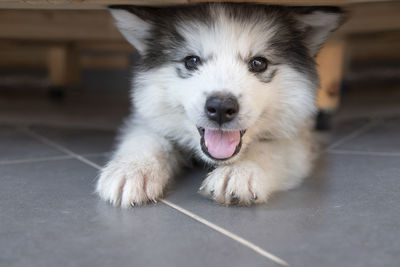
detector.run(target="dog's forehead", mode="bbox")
[173,5,279,58]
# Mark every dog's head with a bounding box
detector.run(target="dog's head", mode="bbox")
[110,3,343,163]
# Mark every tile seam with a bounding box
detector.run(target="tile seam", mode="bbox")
[328,149,400,157]
[326,119,381,151]
[23,127,289,266]
[0,152,110,165]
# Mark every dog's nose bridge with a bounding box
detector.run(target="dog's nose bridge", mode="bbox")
[205,93,239,125]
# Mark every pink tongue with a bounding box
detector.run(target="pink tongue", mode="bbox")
[204,129,241,159]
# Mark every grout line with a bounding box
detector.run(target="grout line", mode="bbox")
[0,155,73,165]
[0,152,110,166]
[20,127,103,170]
[23,127,289,266]
[326,120,380,151]
[328,149,400,157]
[160,199,288,266]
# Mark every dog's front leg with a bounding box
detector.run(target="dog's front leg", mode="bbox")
[200,136,313,206]
[96,128,181,207]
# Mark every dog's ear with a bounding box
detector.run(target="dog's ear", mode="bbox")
[109,5,160,53]
[291,7,344,56]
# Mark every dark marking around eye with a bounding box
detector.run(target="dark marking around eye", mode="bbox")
[257,69,277,84]
[176,67,192,79]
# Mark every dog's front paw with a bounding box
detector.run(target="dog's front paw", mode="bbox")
[96,156,170,208]
[200,161,271,206]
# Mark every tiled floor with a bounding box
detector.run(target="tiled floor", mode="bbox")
[1,86,400,267]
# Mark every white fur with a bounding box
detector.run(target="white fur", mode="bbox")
[201,128,314,205]
[97,5,338,207]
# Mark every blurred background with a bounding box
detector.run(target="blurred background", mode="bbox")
[0,0,399,131]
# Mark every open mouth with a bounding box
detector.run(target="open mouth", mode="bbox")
[197,127,246,161]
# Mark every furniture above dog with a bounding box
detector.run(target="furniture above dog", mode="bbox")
[0,0,397,9]
[1,0,399,128]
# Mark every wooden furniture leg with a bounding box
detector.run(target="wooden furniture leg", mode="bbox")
[316,40,345,130]
[47,44,80,98]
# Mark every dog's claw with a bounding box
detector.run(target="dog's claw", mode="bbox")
[230,195,239,205]
[229,191,239,205]
[251,194,258,201]
[130,201,136,207]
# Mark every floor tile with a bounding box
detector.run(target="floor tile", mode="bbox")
[314,117,371,149]
[333,117,400,153]
[165,154,400,267]
[0,125,63,162]
[29,126,116,155]
[0,159,278,267]
[1,78,399,267]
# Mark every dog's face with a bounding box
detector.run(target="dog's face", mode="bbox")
[110,4,342,163]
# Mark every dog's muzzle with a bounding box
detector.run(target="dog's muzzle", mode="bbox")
[198,94,245,160]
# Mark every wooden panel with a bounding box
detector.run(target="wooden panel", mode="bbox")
[0,47,47,67]
[0,0,337,10]
[77,41,133,52]
[1,2,400,41]
[80,53,131,68]
[0,0,187,10]
[0,0,399,9]
[338,2,400,35]
[0,40,133,69]
[188,0,348,5]
[0,10,122,40]
[346,31,400,61]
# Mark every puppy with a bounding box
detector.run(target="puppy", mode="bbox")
[96,3,343,207]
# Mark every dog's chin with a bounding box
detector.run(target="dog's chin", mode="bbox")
[197,127,246,162]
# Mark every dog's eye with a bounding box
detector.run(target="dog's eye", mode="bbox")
[184,56,201,70]
[248,57,268,73]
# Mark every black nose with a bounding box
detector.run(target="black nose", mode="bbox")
[205,95,239,125]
